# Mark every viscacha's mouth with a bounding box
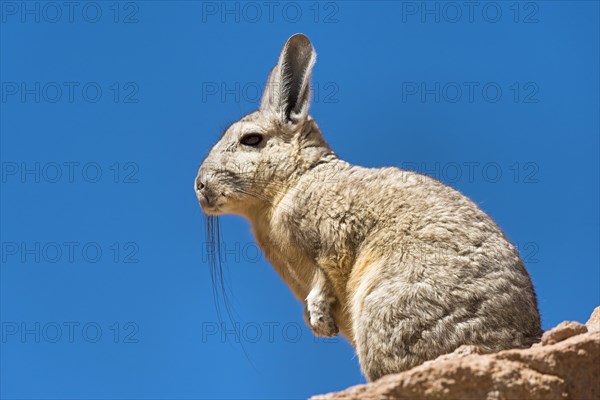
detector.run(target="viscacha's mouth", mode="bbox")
[197,191,209,207]
[197,191,226,215]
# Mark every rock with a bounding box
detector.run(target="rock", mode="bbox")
[586,306,600,333]
[421,344,484,366]
[540,321,587,345]
[311,306,600,400]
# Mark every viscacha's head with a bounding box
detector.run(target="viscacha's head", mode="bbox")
[195,34,333,218]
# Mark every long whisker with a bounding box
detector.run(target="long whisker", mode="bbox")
[204,214,258,371]
[205,215,222,321]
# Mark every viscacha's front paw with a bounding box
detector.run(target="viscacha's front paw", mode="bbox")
[305,294,339,337]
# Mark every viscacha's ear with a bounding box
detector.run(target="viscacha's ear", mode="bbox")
[260,33,316,126]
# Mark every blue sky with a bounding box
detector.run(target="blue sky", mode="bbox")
[1,1,598,399]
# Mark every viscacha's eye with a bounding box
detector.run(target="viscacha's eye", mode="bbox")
[240,133,263,147]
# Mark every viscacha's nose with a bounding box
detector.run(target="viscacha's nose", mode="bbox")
[195,175,205,191]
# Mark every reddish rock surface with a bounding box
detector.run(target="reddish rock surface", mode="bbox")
[587,307,600,333]
[311,306,600,400]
